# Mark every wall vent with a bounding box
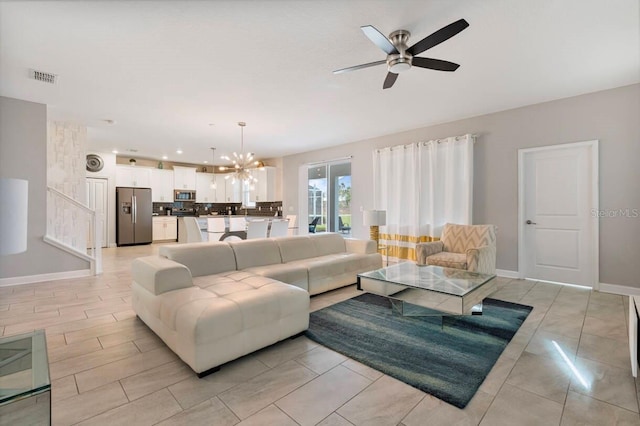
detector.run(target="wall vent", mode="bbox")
[29,69,57,84]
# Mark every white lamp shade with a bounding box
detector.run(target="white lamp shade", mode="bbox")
[363,210,386,226]
[0,178,28,255]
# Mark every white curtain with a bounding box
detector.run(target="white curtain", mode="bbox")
[374,134,474,260]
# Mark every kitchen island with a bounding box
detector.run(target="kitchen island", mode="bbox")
[177,215,283,243]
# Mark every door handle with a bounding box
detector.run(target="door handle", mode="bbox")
[132,196,137,224]
[526,220,537,225]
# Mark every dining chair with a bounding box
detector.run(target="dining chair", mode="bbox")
[246,220,269,239]
[269,219,289,238]
[228,217,247,232]
[286,215,297,236]
[207,217,226,242]
[183,217,205,243]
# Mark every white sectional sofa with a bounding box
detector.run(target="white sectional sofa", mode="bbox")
[131,233,381,375]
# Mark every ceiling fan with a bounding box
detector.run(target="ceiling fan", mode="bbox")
[334,18,469,89]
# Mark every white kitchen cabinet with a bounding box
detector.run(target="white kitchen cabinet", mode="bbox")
[214,174,227,202]
[152,216,177,241]
[195,173,217,203]
[224,177,242,202]
[249,167,276,202]
[151,169,174,202]
[115,166,152,188]
[173,166,197,190]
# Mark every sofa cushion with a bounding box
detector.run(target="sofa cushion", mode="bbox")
[426,252,467,270]
[275,236,317,263]
[228,239,282,270]
[159,242,236,277]
[304,253,366,280]
[192,273,256,295]
[243,263,309,292]
[177,273,309,344]
[311,233,347,256]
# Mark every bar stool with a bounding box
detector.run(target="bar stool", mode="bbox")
[269,219,289,238]
[207,217,226,242]
[246,220,269,239]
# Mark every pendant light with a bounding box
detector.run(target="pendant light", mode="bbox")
[209,148,217,189]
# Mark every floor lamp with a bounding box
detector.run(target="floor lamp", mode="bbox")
[0,178,28,255]
[363,210,386,249]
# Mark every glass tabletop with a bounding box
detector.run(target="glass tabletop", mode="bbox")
[358,262,496,296]
[0,330,50,404]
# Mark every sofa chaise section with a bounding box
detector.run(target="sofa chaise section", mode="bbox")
[132,245,309,375]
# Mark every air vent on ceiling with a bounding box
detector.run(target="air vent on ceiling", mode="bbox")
[29,69,57,84]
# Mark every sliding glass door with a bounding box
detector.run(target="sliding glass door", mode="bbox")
[307,160,351,235]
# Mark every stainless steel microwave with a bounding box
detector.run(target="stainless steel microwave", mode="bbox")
[174,190,196,201]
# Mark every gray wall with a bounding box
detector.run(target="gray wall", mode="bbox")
[282,84,640,288]
[0,96,89,279]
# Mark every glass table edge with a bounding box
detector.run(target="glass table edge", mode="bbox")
[357,264,497,297]
[0,329,51,405]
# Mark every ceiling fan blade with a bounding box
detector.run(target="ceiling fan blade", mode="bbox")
[412,57,460,72]
[333,60,386,74]
[383,72,398,89]
[407,19,469,56]
[361,25,398,55]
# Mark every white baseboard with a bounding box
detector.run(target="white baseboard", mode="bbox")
[0,269,92,287]
[599,282,640,296]
[496,269,520,279]
[108,243,117,248]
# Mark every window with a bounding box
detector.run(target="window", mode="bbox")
[306,160,351,235]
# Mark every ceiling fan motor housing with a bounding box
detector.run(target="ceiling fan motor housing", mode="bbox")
[388,30,412,73]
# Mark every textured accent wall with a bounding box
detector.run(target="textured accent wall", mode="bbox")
[47,122,86,202]
[47,122,87,252]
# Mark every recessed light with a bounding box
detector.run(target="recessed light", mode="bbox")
[104,119,116,125]
[176,149,183,154]
[204,160,208,164]
[112,150,118,154]
[162,155,168,160]
[208,123,215,126]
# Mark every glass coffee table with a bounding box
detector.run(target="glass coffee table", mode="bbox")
[0,330,51,425]
[357,263,497,316]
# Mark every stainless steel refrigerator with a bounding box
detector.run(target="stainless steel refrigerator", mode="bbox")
[116,187,152,246]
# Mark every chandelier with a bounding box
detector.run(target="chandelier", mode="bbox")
[219,122,259,186]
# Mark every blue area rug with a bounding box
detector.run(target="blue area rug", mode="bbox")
[305,293,532,408]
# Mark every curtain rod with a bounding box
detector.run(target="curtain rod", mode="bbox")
[305,155,353,166]
[375,133,477,152]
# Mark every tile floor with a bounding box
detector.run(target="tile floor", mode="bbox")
[1,244,639,425]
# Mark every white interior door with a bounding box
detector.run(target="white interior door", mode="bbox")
[86,178,108,248]
[519,141,598,287]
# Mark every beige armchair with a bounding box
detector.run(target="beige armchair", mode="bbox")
[416,223,497,274]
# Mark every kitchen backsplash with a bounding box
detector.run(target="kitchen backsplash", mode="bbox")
[153,201,282,216]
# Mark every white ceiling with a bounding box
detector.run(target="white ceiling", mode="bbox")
[1,1,638,165]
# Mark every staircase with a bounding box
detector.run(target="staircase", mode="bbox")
[45,186,103,275]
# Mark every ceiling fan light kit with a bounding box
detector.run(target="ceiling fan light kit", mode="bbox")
[334,18,469,89]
